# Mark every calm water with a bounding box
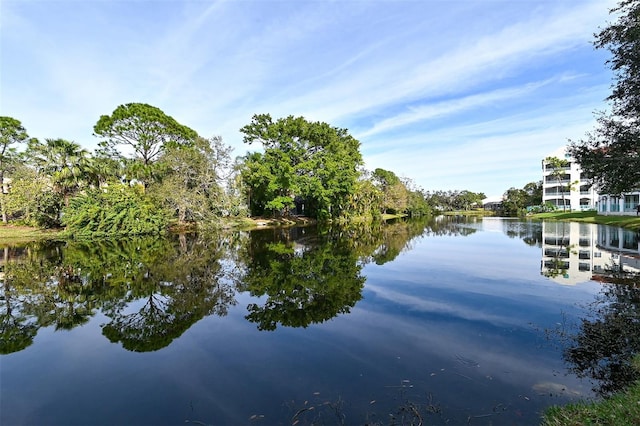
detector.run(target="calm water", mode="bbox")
[1,217,639,425]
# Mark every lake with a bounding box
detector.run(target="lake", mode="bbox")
[1,216,639,425]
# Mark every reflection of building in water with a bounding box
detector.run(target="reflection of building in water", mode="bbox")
[541,222,640,284]
[595,226,640,276]
[541,222,605,285]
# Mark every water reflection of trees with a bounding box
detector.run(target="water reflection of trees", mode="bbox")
[100,236,236,352]
[0,236,236,353]
[501,220,543,247]
[563,271,640,396]
[234,227,366,331]
[234,216,482,331]
[1,216,481,353]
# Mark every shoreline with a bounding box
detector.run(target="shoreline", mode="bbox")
[529,211,640,231]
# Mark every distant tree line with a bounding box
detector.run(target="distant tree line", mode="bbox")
[422,189,486,212]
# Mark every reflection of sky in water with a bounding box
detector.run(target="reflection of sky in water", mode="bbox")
[1,220,606,425]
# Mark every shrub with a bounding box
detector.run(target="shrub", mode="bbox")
[62,184,169,238]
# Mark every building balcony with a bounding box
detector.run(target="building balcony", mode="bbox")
[544,165,570,171]
[544,179,570,185]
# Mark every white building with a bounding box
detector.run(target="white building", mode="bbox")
[542,147,598,211]
[598,191,640,216]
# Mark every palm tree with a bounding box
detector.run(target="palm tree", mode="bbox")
[28,138,92,207]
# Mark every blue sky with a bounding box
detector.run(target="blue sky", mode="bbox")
[1,0,616,197]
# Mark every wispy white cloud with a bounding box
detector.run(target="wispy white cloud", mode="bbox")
[0,0,617,194]
[356,78,562,139]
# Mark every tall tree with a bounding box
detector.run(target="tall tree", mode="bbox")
[240,114,363,219]
[523,181,543,206]
[149,136,232,224]
[27,138,92,208]
[502,187,529,217]
[4,164,60,228]
[0,117,30,223]
[371,168,408,214]
[545,156,572,211]
[94,103,198,187]
[569,0,640,194]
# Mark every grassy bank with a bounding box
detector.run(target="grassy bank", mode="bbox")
[441,209,495,216]
[542,384,640,426]
[0,225,61,245]
[531,211,640,230]
[542,357,640,426]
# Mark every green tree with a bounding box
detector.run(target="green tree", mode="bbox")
[371,168,408,214]
[240,150,297,217]
[4,164,61,227]
[240,114,363,220]
[89,144,126,187]
[149,136,232,224]
[94,103,198,187]
[545,156,572,211]
[0,117,30,223]
[523,181,543,206]
[569,0,640,195]
[345,179,383,220]
[27,138,92,208]
[453,190,486,211]
[502,187,529,217]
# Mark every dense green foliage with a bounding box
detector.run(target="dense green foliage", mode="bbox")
[94,103,198,187]
[569,0,640,195]
[62,184,169,238]
[0,116,30,223]
[240,114,364,220]
[148,136,234,224]
[501,181,544,216]
[0,106,504,234]
[28,138,92,207]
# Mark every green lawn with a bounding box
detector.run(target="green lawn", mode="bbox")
[542,382,640,426]
[530,211,640,230]
[0,225,61,245]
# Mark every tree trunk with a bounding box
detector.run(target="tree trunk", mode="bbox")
[0,171,6,223]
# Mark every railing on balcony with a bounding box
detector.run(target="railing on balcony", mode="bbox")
[544,237,570,246]
[544,178,570,184]
[544,164,570,171]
